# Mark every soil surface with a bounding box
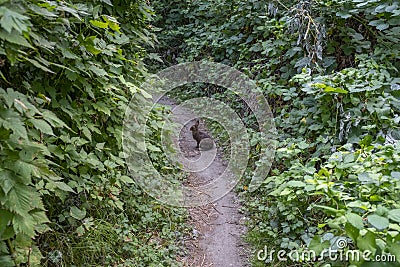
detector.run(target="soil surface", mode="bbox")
[157,97,249,267]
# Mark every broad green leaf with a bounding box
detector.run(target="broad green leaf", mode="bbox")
[1,110,28,139]
[84,44,101,55]
[42,110,69,129]
[297,141,309,149]
[0,254,14,266]
[100,0,113,5]
[0,7,31,33]
[12,214,35,237]
[108,21,120,32]
[76,225,85,236]
[312,83,326,89]
[26,58,55,73]
[346,213,364,230]
[345,222,359,242]
[82,127,91,141]
[0,29,32,48]
[31,210,50,225]
[70,206,86,220]
[13,160,33,183]
[0,170,15,195]
[93,102,111,116]
[1,226,14,240]
[369,195,381,202]
[388,209,400,223]
[336,11,352,18]
[358,172,376,184]
[388,243,400,263]
[286,180,306,187]
[7,186,34,216]
[0,88,15,107]
[312,204,343,215]
[90,19,108,29]
[375,205,388,216]
[95,142,105,150]
[357,231,376,254]
[0,209,13,232]
[10,122,27,140]
[324,86,348,94]
[114,199,124,210]
[57,5,83,19]
[351,32,364,41]
[53,182,75,193]
[140,89,152,99]
[102,15,120,32]
[28,118,54,135]
[391,172,400,180]
[377,23,390,31]
[369,19,390,31]
[367,214,389,230]
[119,175,134,184]
[65,69,78,81]
[28,4,57,17]
[280,188,292,196]
[147,144,161,152]
[308,235,330,255]
[89,65,108,76]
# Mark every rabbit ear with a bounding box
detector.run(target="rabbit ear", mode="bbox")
[195,119,199,126]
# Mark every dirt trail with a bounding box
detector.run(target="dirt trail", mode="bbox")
[158,97,249,267]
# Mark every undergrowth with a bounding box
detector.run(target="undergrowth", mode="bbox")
[152,0,400,266]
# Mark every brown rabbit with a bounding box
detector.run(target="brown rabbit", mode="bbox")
[190,119,211,149]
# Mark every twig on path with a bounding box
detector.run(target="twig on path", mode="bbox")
[200,253,206,266]
[221,205,237,209]
[229,232,239,237]
[191,205,212,219]
[226,221,240,225]
[193,214,212,225]
[212,205,223,215]
[193,188,212,198]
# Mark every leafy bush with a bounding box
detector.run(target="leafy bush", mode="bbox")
[152,0,400,266]
[0,0,186,266]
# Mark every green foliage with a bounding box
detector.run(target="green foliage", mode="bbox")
[0,0,186,266]
[152,0,400,266]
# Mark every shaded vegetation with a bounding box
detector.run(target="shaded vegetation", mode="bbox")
[152,0,400,266]
[0,1,186,266]
[1,0,400,266]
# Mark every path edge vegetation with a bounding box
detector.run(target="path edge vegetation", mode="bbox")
[0,1,187,266]
[1,0,400,266]
[151,0,400,266]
